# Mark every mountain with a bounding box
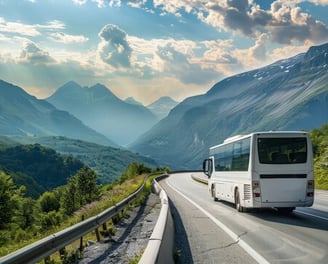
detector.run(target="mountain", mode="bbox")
[129,43,328,169]
[147,96,179,120]
[11,135,158,184]
[0,80,115,146]
[0,143,84,198]
[125,97,144,106]
[46,82,158,146]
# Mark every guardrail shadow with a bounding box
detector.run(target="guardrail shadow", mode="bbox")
[84,195,152,264]
[168,198,194,264]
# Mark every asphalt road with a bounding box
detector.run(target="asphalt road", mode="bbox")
[160,172,328,264]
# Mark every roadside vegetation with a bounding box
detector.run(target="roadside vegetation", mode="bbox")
[0,162,169,258]
[310,123,328,190]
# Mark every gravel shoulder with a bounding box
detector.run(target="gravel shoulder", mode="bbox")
[79,193,161,264]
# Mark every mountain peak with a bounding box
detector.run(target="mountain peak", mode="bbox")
[55,81,83,96]
[125,97,144,106]
[305,43,328,59]
[147,96,178,120]
[302,43,328,68]
[89,83,118,99]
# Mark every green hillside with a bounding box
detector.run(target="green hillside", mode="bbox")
[5,136,158,184]
[0,143,84,198]
[310,123,328,189]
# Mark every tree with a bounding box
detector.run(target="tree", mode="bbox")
[0,171,21,229]
[120,163,151,183]
[17,197,35,229]
[61,166,99,215]
[38,191,60,213]
[76,166,99,205]
[61,176,78,215]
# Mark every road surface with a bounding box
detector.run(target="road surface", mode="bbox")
[160,172,328,264]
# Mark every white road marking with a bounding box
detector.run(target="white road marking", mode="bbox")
[295,210,328,221]
[166,179,269,264]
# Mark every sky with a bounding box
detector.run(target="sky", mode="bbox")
[1,0,328,105]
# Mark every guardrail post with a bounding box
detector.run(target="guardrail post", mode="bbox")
[95,227,101,242]
[80,236,83,252]
[59,247,67,261]
[80,215,85,251]
[44,256,51,264]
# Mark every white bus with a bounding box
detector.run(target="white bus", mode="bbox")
[203,131,314,212]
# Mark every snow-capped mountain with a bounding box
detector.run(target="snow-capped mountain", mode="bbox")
[129,43,328,169]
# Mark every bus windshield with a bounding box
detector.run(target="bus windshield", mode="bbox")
[258,137,307,164]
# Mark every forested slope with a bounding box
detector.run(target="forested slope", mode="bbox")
[310,123,328,189]
[0,143,84,198]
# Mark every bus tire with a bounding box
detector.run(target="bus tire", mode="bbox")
[212,185,218,201]
[235,189,245,212]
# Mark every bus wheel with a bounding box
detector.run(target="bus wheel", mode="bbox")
[235,190,245,212]
[212,185,218,201]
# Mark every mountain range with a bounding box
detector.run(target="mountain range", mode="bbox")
[129,43,328,169]
[1,43,328,170]
[0,80,115,147]
[46,82,158,146]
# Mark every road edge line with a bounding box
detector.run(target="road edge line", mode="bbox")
[166,180,269,264]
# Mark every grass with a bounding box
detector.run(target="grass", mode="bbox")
[1,172,160,263]
[44,173,155,263]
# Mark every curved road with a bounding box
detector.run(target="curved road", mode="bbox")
[160,172,328,264]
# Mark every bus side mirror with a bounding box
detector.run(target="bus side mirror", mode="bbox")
[203,159,212,178]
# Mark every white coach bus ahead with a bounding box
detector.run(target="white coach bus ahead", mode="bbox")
[203,131,314,212]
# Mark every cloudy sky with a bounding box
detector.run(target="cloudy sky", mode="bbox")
[1,0,328,105]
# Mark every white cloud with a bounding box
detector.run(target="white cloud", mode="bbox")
[72,0,87,5]
[108,0,121,7]
[289,0,328,5]
[49,32,89,43]
[127,0,147,8]
[19,42,56,65]
[98,24,132,68]
[249,33,268,60]
[0,19,41,37]
[310,0,328,5]
[0,18,65,38]
[149,1,328,45]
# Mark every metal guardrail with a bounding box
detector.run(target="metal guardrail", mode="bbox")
[0,174,152,264]
[1,171,203,264]
[139,174,170,264]
[190,172,208,184]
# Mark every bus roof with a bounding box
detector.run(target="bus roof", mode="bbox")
[210,131,308,150]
